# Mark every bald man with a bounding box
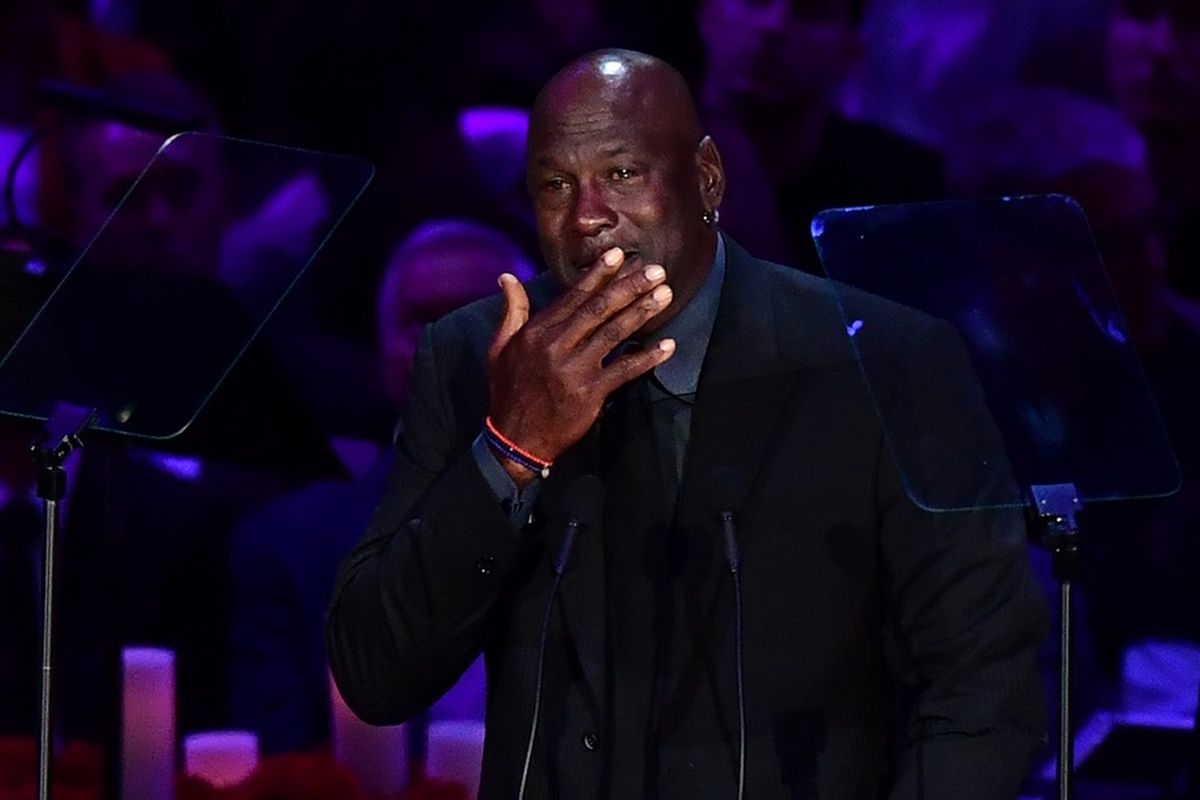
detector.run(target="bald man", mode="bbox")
[328,50,1045,799]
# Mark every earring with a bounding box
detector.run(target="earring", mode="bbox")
[702,208,720,226]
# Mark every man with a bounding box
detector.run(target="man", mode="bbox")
[328,49,1045,798]
[696,0,943,268]
[1107,0,1200,300]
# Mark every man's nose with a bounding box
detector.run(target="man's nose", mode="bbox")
[571,181,617,236]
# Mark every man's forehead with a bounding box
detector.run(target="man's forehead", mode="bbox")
[531,89,688,154]
[535,79,634,132]
[527,121,678,171]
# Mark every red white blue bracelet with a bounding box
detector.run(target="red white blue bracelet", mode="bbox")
[483,416,553,479]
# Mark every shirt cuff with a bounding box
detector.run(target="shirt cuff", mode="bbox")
[471,433,541,527]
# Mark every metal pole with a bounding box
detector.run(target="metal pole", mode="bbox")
[1059,579,1072,800]
[31,407,93,800]
[1029,483,1081,800]
[38,494,61,800]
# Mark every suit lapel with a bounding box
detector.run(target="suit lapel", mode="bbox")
[676,240,807,529]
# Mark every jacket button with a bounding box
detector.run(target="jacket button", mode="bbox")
[581,730,599,751]
[476,555,496,575]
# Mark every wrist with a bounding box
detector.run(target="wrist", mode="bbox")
[482,416,554,481]
[485,439,540,489]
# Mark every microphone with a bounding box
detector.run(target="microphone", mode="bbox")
[713,467,746,800]
[517,475,604,800]
[553,475,602,575]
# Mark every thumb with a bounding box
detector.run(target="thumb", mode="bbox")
[488,273,530,364]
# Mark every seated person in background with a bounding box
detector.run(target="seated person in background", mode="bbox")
[696,0,944,268]
[228,219,535,754]
[1106,0,1200,302]
[328,49,1045,799]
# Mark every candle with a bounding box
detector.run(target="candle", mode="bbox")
[121,647,175,800]
[426,721,485,799]
[183,732,258,788]
[330,672,407,795]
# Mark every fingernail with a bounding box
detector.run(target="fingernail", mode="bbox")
[644,264,666,281]
[603,247,623,266]
[657,338,676,353]
[497,273,512,287]
[652,285,672,304]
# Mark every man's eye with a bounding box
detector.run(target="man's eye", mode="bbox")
[542,177,569,191]
[610,167,638,181]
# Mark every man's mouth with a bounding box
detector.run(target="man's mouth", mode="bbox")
[577,249,639,272]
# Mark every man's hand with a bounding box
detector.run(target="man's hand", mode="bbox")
[486,247,675,486]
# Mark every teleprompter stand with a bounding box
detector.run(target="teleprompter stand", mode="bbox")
[812,195,1181,800]
[1029,482,1083,800]
[0,132,372,799]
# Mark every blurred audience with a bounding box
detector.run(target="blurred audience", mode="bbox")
[0,422,43,736]
[227,220,535,755]
[948,87,1200,739]
[853,0,1108,146]
[0,0,171,240]
[697,0,943,268]
[1106,0,1200,301]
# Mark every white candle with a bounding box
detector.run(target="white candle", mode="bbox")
[426,721,485,799]
[183,732,258,788]
[121,647,175,800]
[330,672,407,795]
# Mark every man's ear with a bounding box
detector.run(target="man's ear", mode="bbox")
[696,134,726,210]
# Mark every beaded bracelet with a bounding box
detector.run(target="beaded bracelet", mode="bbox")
[483,416,553,479]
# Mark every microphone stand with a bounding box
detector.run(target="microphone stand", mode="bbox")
[29,404,96,800]
[1028,482,1082,800]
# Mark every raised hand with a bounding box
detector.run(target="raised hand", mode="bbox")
[486,247,675,485]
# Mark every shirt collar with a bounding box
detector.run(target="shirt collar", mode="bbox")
[649,233,726,396]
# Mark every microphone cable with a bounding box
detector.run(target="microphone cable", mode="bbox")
[719,510,746,800]
[517,475,603,800]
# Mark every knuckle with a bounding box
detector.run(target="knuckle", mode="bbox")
[581,294,610,321]
[631,350,659,373]
[556,287,589,314]
[615,271,647,300]
[597,324,625,348]
[543,336,565,360]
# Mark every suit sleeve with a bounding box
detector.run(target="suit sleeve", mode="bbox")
[878,319,1048,799]
[325,321,539,725]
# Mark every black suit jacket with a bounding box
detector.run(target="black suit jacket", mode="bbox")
[327,239,1046,799]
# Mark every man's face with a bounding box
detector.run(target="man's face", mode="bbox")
[700,0,861,108]
[72,123,226,277]
[1107,0,1200,131]
[526,77,713,296]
